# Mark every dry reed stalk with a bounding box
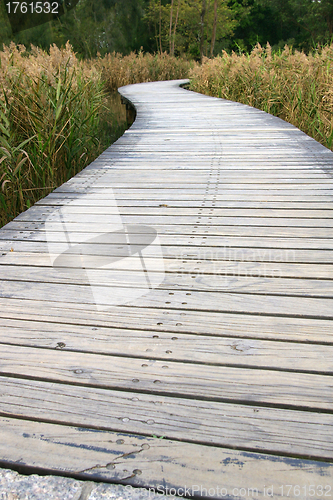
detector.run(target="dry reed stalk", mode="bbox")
[189,43,333,151]
[0,44,194,227]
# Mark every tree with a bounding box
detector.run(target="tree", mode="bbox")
[0,1,12,47]
[145,0,236,58]
[210,0,218,56]
[284,0,333,45]
[171,0,181,54]
[250,0,333,50]
[0,0,150,57]
[199,0,206,61]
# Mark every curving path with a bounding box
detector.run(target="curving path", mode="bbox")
[0,80,333,498]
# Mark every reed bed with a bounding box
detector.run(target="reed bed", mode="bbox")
[97,51,193,92]
[0,45,192,227]
[189,43,333,152]
[0,42,123,227]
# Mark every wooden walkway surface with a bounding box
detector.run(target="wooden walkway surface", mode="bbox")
[0,79,333,498]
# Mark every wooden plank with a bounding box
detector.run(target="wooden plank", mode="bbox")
[35,198,333,209]
[88,161,327,168]
[0,318,332,372]
[0,376,332,459]
[12,212,333,227]
[58,164,333,171]
[2,229,333,251]
[35,172,333,182]
[0,343,332,410]
[47,181,333,189]
[1,252,333,279]
[104,148,328,156]
[0,417,332,499]
[4,220,333,238]
[11,205,333,217]
[0,297,332,343]
[2,240,333,263]
[50,189,333,201]
[0,297,332,344]
[54,184,333,194]
[0,265,333,298]
[0,281,333,319]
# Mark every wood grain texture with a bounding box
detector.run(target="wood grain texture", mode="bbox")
[0,79,333,496]
[0,252,333,279]
[0,376,332,459]
[1,296,333,343]
[1,417,332,500]
[0,318,331,372]
[1,343,333,410]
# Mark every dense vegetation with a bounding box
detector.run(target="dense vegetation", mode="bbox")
[0,44,191,226]
[190,43,333,150]
[1,0,333,58]
[1,0,333,226]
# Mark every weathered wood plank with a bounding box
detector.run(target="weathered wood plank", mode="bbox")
[10,205,333,218]
[1,240,333,264]
[40,181,333,190]
[4,220,333,240]
[1,417,332,499]
[2,229,333,251]
[0,318,332,372]
[34,198,333,210]
[0,280,333,318]
[0,344,332,410]
[0,297,332,343]
[50,184,333,199]
[12,212,333,227]
[0,265,333,298]
[35,172,333,182]
[1,252,333,279]
[0,376,332,459]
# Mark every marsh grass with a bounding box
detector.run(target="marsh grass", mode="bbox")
[189,43,333,152]
[97,51,193,92]
[0,44,191,227]
[0,43,128,227]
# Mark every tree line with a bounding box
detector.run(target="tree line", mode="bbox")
[1,0,333,57]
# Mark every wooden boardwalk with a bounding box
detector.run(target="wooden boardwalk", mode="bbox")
[0,79,333,498]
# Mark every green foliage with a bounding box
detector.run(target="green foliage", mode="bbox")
[0,0,12,47]
[2,0,333,56]
[52,0,149,57]
[0,42,191,227]
[145,0,237,58]
[0,0,150,56]
[229,0,333,53]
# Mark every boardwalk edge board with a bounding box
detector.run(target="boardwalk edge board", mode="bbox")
[0,417,332,500]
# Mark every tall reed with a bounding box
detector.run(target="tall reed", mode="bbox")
[0,44,193,227]
[97,50,193,92]
[189,43,333,151]
[0,43,126,227]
